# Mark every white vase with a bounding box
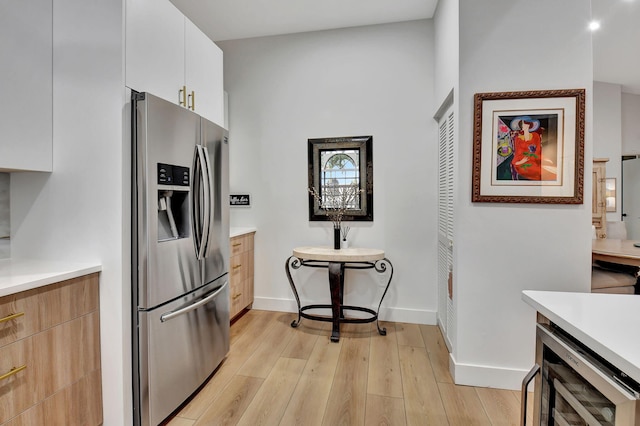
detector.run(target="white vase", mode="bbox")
[341,240,349,249]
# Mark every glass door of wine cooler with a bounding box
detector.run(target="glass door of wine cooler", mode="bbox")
[534,324,640,426]
[541,347,616,425]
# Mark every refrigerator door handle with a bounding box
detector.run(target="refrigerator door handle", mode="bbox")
[193,145,211,260]
[201,144,214,257]
[160,281,228,322]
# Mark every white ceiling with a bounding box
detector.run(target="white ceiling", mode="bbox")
[592,0,640,94]
[169,0,437,41]
[170,0,640,94]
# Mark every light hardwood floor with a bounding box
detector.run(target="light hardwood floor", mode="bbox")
[166,310,533,425]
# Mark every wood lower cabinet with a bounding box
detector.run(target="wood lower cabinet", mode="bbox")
[230,232,255,320]
[0,273,102,425]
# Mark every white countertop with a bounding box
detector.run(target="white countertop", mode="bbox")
[522,290,640,384]
[230,227,256,238]
[0,258,102,297]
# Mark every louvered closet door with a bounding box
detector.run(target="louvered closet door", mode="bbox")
[437,107,454,345]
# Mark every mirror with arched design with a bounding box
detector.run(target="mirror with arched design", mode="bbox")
[308,135,373,221]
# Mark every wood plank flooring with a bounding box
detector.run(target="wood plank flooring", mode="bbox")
[165,310,532,426]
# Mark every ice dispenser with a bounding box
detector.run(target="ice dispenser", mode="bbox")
[157,163,190,241]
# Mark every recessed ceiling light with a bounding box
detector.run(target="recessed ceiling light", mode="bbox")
[589,20,601,31]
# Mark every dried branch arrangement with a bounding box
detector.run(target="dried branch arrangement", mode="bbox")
[308,183,362,230]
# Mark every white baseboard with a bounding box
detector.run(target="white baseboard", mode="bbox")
[449,354,530,391]
[252,297,298,313]
[252,296,437,325]
[379,306,437,325]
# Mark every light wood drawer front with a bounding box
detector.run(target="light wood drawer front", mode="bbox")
[230,280,245,317]
[243,275,254,305]
[230,235,246,256]
[229,232,255,319]
[0,335,40,423]
[0,311,100,424]
[3,368,103,426]
[229,277,241,299]
[0,288,40,348]
[230,276,254,319]
[38,311,101,397]
[0,273,99,348]
[38,273,99,330]
[230,233,254,256]
[231,251,250,283]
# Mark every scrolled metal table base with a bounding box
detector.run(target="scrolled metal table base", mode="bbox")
[285,256,394,342]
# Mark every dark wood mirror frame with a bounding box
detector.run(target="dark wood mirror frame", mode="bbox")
[308,135,373,222]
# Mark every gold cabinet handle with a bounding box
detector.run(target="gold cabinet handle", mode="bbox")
[188,90,195,111]
[233,264,242,270]
[0,312,24,323]
[232,243,242,247]
[232,293,242,300]
[0,365,26,381]
[179,85,187,106]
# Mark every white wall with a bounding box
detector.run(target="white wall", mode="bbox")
[433,0,458,108]
[593,81,622,221]
[432,0,459,352]
[219,20,437,324]
[622,92,640,154]
[10,1,130,424]
[455,0,593,389]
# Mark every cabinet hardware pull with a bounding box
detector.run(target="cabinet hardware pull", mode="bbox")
[232,293,242,300]
[233,264,242,270]
[188,90,195,111]
[232,243,242,247]
[0,312,24,323]
[0,365,27,381]
[179,86,187,106]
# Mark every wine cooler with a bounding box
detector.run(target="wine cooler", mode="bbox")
[522,323,640,425]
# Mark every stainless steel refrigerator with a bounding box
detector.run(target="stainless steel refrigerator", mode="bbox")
[131,92,230,426]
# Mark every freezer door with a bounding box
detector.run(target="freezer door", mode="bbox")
[136,277,230,426]
[200,118,229,285]
[134,92,202,308]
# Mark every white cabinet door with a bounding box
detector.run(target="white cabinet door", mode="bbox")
[0,0,52,172]
[185,19,224,126]
[126,0,224,124]
[125,0,185,106]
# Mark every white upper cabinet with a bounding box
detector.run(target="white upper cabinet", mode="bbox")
[0,0,53,172]
[185,19,224,127]
[125,0,184,107]
[125,0,224,126]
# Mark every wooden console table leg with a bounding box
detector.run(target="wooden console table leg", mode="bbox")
[328,262,344,342]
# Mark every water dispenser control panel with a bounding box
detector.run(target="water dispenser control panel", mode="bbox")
[157,163,190,241]
[158,163,189,186]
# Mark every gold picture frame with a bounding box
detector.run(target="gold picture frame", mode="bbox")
[472,89,585,204]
